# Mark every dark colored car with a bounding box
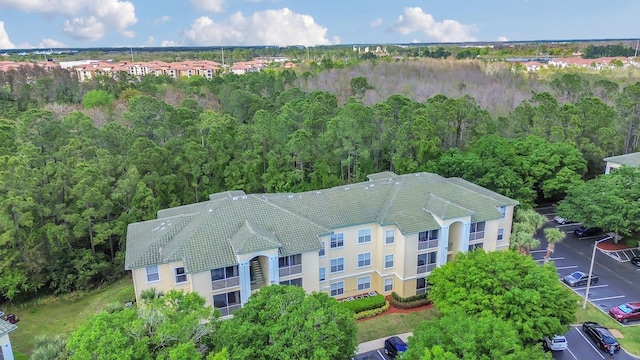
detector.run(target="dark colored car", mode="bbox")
[631,256,640,267]
[573,226,603,238]
[563,271,598,287]
[609,302,640,323]
[582,322,620,352]
[384,336,408,358]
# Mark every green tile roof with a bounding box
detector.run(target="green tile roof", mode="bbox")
[604,152,640,167]
[125,172,518,273]
[0,318,17,337]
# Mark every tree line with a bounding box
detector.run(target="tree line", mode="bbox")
[1,61,640,302]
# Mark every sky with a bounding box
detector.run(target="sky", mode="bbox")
[0,0,639,50]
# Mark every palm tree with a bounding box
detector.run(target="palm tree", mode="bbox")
[543,227,566,264]
[31,334,68,360]
[509,208,547,255]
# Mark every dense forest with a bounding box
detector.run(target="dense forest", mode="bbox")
[1,56,640,303]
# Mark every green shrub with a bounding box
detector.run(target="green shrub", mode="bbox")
[339,294,386,313]
[390,292,432,309]
[624,238,638,248]
[354,301,390,320]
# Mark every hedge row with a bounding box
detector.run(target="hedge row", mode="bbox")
[390,292,432,309]
[339,294,386,313]
[354,301,390,320]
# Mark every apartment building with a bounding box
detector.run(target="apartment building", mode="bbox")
[124,171,518,316]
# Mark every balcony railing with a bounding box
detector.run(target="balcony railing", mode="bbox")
[417,263,437,274]
[418,239,439,250]
[279,264,302,277]
[211,276,240,291]
[217,304,242,316]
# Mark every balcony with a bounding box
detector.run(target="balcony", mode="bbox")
[211,276,240,291]
[279,264,302,277]
[417,263,437,274]
[418,239,439,250]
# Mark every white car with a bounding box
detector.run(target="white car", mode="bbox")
[553,215,570,225]
[543,335,568,351]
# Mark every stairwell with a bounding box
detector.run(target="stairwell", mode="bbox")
[250,258,265,290]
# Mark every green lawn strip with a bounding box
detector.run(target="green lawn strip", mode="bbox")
[574,298,640,356]
[2,276,134,357]
[355,307,437,343]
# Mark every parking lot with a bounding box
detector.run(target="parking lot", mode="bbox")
[537,207,640,327]
[550,326,636,360]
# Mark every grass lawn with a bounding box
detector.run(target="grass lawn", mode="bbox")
[356,307,437,343]
[1,276,135,358]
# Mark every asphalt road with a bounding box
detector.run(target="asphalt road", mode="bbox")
[549,326,636,360]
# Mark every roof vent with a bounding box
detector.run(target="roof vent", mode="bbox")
[232,196,238,201]
[364,187,369,190]
[208,208,213,212]
[242,196,247,199]
[316,191,322,194]
[288,194,294,198]
[345,187,350,190]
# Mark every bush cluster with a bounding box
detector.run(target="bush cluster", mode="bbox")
[339,294,386,313]
[390,292,432,309]
[353,301,390,320]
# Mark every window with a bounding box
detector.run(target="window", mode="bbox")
[469,242,484,252]
[319,241,326,257]
[358,228,372,244]
[280,278,302,287]
[279,254,302,267]
[357,253,371,268]
[330,233,344,248]
[319,267,326,282]
[384,254,394,269]
[498,206,507,219]
[469,221,485,241]
[213,291,241,316]
[146,265,160,282]
[385,229,395,244]
[279,254,302,277]
[418,229,439,250]
[357,276,371,291]
[330,281,344,297]
[416,277,430,295]
[497,228,504,241]
[417,252,437,273]
[384,277,394,292]
[330,258,344,273]
[174,267,187,284]
[211,265,240,290]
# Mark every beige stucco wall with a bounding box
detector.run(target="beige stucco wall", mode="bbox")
[131,260,191,302]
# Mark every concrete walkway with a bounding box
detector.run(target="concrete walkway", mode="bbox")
[357,332,412,354]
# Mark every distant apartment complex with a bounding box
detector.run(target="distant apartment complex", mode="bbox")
[0,57,296,82]
[124,172,518,316]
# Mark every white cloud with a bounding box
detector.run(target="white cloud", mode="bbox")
[0,0,136,42]
[121,30,135,38]
[39,38,67,48]
[63,16,105,41]
[190,0,224,13]
[370,18,382,28]
[182,8,331,47]
[497,36,509,42]
[389,7,477,42]
[0,21,15,49]
[155,15,170,26]
[147,36,155,46]
[161,40,177,47]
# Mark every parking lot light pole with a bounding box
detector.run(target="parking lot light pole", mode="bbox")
[583,236,611,309]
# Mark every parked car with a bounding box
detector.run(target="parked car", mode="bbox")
[543,335,568,351]
[573,226,603,238]
[553,215,574,225]
[563,271,598,287]
[384,336,408,358]
[631,256,640,267]
[609,302,640,323]
[582,321,621,352]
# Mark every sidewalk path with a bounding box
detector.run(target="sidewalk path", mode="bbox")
[357,332,412,354]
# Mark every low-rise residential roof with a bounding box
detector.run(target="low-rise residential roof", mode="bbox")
[0,318,17,337]
[125,172,518,273]
[604,152,640,167]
